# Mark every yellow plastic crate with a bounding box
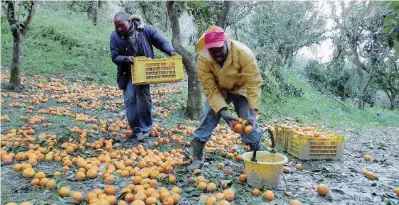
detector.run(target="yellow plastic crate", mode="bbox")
[274,124,292,151]
[287,131,344,160]
[131,55,184,85]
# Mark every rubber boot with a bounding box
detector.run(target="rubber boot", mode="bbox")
[187,140,206,172]
[137,132,149,142]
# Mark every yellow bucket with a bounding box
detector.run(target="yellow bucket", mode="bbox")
[242,151,288,188]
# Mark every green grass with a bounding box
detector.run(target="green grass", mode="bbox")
[2,8,115,84]
[260,71,399,131]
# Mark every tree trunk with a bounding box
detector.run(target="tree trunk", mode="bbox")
[10,31,24,87]
[349,40,367,109]
[390,96,395,110]
[387,92,396,110]
[339,85,345,101]
[4,1,36,89]
[233,26,239,40]
[359,73,373,108]
[164,10,169,33]
[216,1,232,30]
[167,1,202,119]
[92,0,98,25]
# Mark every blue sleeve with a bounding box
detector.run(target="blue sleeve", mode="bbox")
[110,34,128,65]
[147,26,176,56]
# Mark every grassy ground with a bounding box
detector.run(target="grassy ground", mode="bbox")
[259,71,399,132]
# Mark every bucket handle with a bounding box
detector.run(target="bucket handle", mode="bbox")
[251,128,276,162]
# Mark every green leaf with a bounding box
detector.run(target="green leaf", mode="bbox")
[116,191,128,203]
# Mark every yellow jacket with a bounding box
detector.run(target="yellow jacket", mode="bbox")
[196,39,263,113]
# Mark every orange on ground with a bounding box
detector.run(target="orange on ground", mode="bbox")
[193,169,201,175]
[223,189,235,201]
[171,186,181,194]
[206,182,217,192]
[239,174,247,183]
[104,185,116,195]
[252,188,261,196]
[39,178,50,186]
[22,168,35,178]
[13,164,22,172]
[289,200,303,205]
[219,200,230,205]
[295,164,303,170]
[46,180,57,189]
[198,182,207,190]
[146,197,157,205]
[59,187,70,197]
[317,184,329,196]
[71,192,83,202]
[364,155,372,161]
[75,171,86,180]
[124,193,134,202]
[86,192,97,201]
[283,167,290,174]
[131,199,145,205]
[31,178,40,186]
[169,175,176,184]
[205,196,216,205]
[263,190,274,201]
[162,196,174,205]
[214,192,224,200]
[362,170,377,180]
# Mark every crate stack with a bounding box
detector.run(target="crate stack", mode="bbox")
[274,121,344,160]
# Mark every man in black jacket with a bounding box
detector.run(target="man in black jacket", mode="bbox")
[110,12,177,142]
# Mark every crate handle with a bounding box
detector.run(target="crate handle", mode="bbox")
[251,128,276,162]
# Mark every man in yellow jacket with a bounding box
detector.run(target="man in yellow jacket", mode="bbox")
[188,26,264,171]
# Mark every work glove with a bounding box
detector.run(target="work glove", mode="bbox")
[248,109,257,128]
[219,109,237,128]
[125,56,134,64]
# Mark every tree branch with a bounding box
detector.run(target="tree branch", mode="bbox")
[216,0,231,30]
[349,38,367,72]
[23,1,36,36]
[4,1,16,29]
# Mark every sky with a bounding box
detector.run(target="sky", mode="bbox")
[297,1,337,63]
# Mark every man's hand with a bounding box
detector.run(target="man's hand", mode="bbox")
[248,109,257,128]
[219,109,237,128]
[171,52,179,56]
[125,56,134,64]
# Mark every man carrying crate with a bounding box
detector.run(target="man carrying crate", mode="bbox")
[188,26,264,171]
[110,12,177,142]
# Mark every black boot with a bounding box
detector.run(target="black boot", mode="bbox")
[137,132,149,142]
[187,139,206,172]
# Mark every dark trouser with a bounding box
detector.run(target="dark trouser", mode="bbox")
[193,94,260,145]
[123,80,153,135]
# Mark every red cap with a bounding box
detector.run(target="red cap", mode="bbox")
[204,30,226,49]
